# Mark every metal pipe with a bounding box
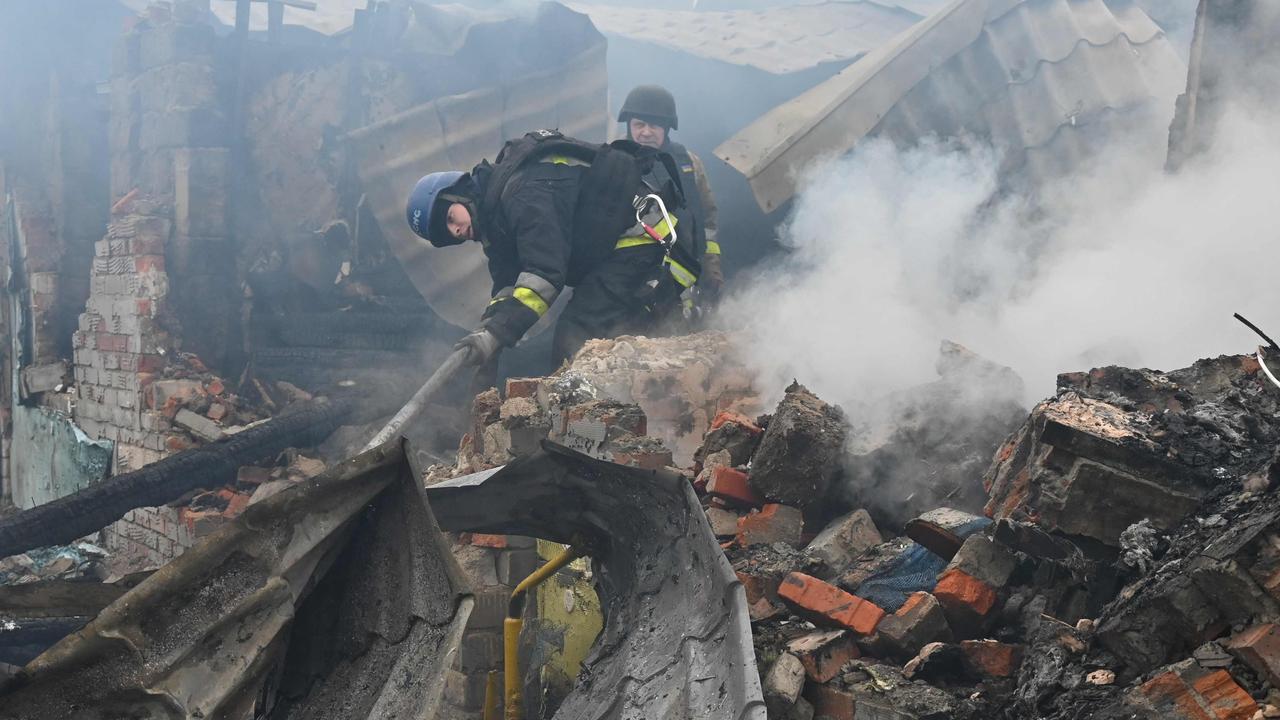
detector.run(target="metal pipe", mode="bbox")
[362,346,472,451]
[483,671,501,720]
[499,543,585,720]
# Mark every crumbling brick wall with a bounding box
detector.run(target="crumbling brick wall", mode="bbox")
[70,2,235,569]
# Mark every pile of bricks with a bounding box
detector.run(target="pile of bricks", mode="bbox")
[729,353,1280,720]
[433,343,1280,720]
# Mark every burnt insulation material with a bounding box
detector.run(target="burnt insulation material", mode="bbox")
[0,441,472,720]
[426,442,768,720]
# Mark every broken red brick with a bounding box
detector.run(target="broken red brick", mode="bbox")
[737,571,781,606]
[135,255,165,273]
[505,377,540,399]
[876,591,953,658]
[706,466,764,508]
[470,533,508,549]
[1130,662,1259,720]
[803,682,855,720]
[933,568,998,636]
[206,403,228,422]
[137,354,165,373]
[222,491,251,518]
[737,504,803,547]
[206,378,225,396]
[748,597,782,621]
[110,188,139,216]
[786,629,860,683]
[960,640,1024,678]
[1226,624,1280,688]
[164,434,195,452]
[710,410,762,434]
[778,572,885,636]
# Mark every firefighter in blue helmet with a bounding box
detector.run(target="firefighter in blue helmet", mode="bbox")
[618,85,724,300]
[406,130,700,367]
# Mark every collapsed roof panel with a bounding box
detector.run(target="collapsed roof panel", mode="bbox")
[568,1,919,75]
[0,442,471,720]
[715,0,1187,211]
[347,2,607,329]
[427,444,768,720]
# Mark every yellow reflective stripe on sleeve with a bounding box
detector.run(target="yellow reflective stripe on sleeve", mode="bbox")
[541,154,589,167]
[705,240,721,255]
[512,287,550,316]
[615,236,659,250]
[664,257,697,288]
[650,215,676,238]
[615,215,679,250]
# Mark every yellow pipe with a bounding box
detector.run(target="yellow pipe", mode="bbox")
[483,671,501,720]
[504,543,584,720]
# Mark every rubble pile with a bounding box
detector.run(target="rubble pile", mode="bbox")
[437,339,1280,719]
[726,353,1280,720]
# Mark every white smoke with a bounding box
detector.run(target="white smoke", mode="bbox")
[724,106,1280,409]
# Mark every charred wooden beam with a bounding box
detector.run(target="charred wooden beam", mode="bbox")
[0,397,360,559]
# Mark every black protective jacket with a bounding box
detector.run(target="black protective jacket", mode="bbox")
[469,158,612,347]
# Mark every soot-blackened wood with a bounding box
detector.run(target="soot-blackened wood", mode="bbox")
[0,398,357,559]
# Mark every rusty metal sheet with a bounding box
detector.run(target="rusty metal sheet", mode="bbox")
[0,441,471,720]
[427,443,767,720]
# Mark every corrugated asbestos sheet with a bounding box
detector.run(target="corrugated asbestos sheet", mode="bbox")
[716,0,1187,211]
[427,444,767,720]
[348,3,607,329]
[569,1,919,74]
[0,441,471,720]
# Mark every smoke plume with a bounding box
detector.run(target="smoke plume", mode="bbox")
[724,106,1280,410]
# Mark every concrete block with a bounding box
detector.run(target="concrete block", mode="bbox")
[705,507,741,538]
[749,382,847,509]
[737,504,804,547]
[454,544,499,588]
[455,631,503,673]
[174,408,223,442]
[805,509,883,572]
[875,591,953,659]
[945,534,1019,588]
[497,548,540,586]
[763,652,806,716]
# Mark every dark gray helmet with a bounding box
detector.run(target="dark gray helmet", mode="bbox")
[617,84,678,130]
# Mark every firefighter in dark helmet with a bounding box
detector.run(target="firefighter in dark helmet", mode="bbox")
[617,84,724,299]
[405,130,702,367]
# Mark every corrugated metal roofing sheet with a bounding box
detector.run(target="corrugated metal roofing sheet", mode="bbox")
[716,0,1187,211]
[572,1,918,74]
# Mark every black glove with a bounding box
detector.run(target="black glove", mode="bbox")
[699,254,725,300]
[454,328,502,364]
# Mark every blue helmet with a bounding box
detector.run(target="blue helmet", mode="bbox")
[406,171,466,247]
